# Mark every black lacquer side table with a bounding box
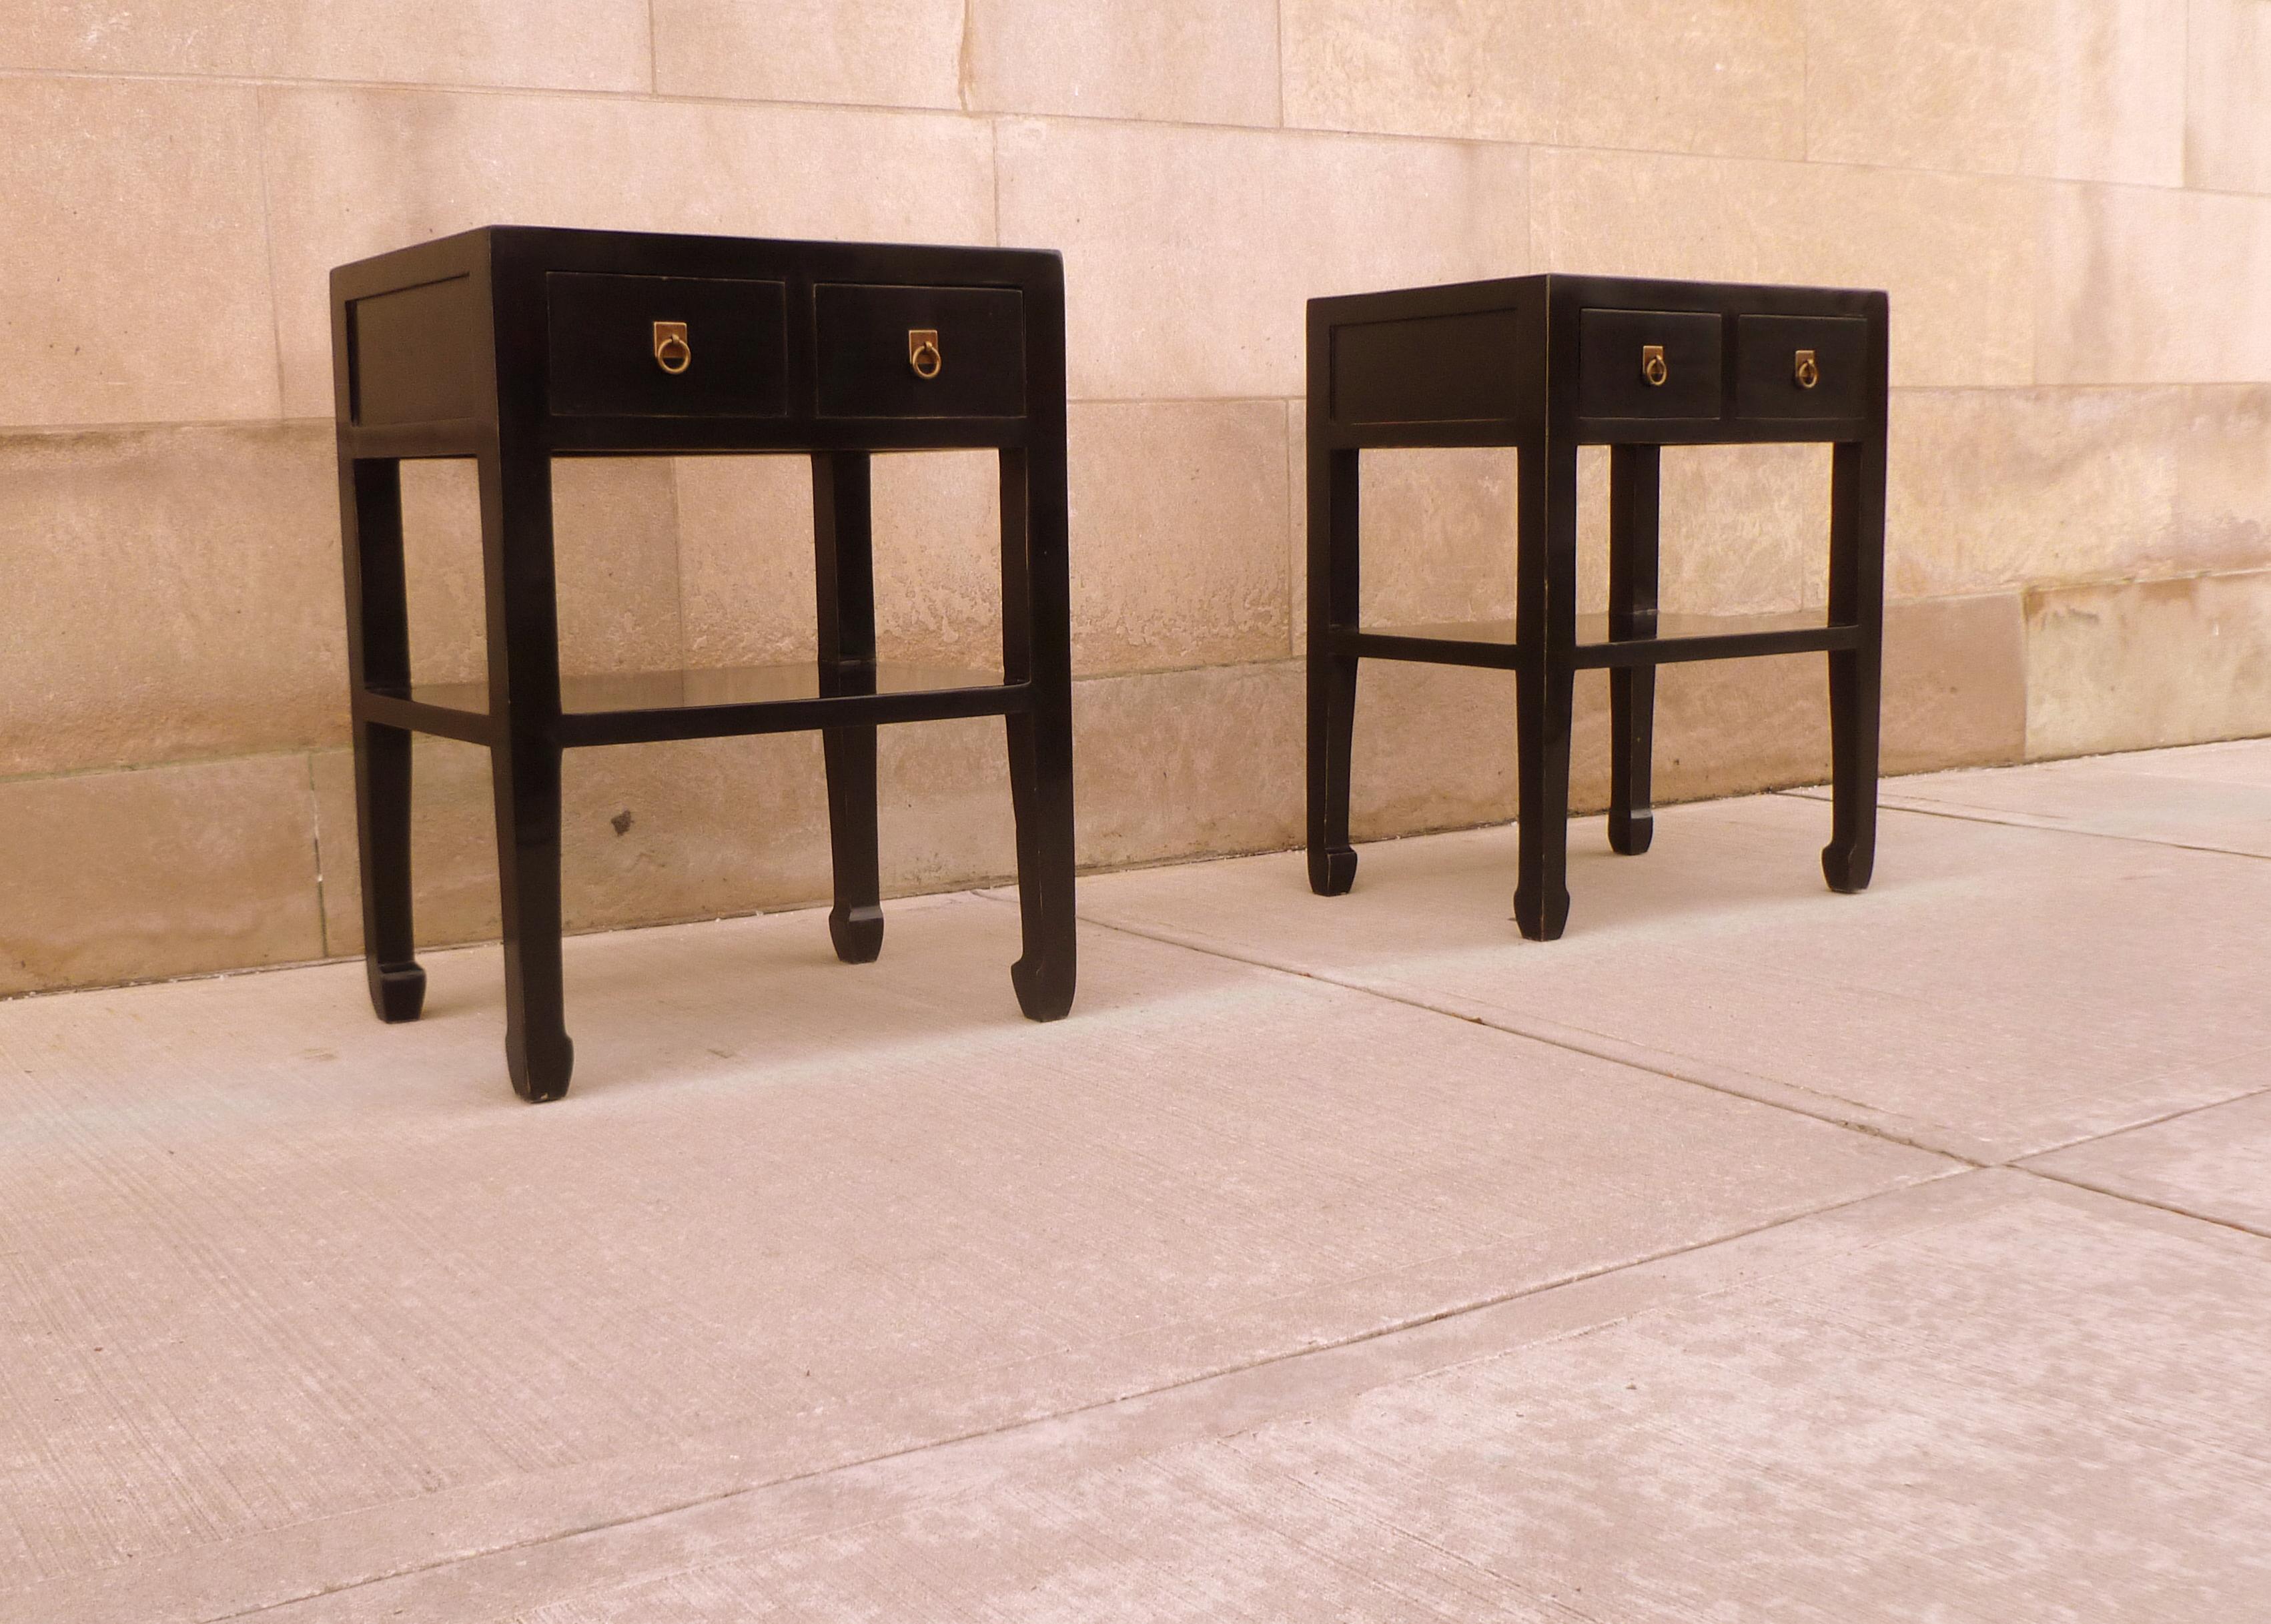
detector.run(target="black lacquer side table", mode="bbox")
[332,226,1076,1101]
[1306,274,1888,937]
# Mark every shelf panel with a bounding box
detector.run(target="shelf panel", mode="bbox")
[364,661,1028,747]
[1334,610,1859,671]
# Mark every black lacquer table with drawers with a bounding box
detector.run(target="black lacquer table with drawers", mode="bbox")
[1306,274,1889,938]
[332,226,1075,1101]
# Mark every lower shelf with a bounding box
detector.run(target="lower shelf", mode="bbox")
[1333,609,1859,671]
[360,661,1029,747]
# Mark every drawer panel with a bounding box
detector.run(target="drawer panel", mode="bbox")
[816,284,1024,419]
[352,276,483,427]
[1577,308,1723,420]
[1330,309,1526,424]
[1735,315,1871,420]
[547,273,787,418]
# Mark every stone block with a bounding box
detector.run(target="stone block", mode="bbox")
[0,756,324,995]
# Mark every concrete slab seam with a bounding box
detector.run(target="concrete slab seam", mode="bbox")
[195,1172,2013,1624]
[1017,893,1994,1167]
[1778,787,2271,862]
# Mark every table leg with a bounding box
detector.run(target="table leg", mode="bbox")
[1823,436,1885,893]
[340,454,425,1022]
[479,443,573,1101]
[813,450,884,964]
[1514,438,1578,940]
[490,733,573,1101]
[1001,444,1076,1021]
[1608,444,1661,857]
[1307,447,1360,896]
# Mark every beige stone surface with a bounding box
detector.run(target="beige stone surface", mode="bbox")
[2028,1090,2271,1232]
[1352,444,1520,627]
[0,896,1939,1613]
[2173,384,2271,576]
[0,424,345,776]
[1072,661,1305,866]
[1,0,2261,1004]
[0,755,322,995]
[1892,384,2271,597]
[1555,0,1807,159]
[2037,179,2271,385]
[309,717,1017,955]
[680,416,1295,693]
[869,455,1009,669]
[1531,147,2039,389]
[1288,418,1829,633]
[1631,653,1832,801]
[1875,736,2271,855]
[967,0,1282,126]
[1805,0,2184,184]
[1278,0,1556,143]
[0,0,652,90]
[1882,592,2029,773]
[1067,401,1292,674]
[9,753,2271,1617]
[1348,661,1521,840]
[312,738,504,955]
[0,77,278,428]
[1886,384,2271,595]
[1645,442,1833,614]
[2025,568,2271,759]
[1281,0,1804,158]
[672,455,823,669]
[2186,0,2271,195]
[395,458,686,688]
[651,0,965,109]
[674,450,1004,670]
[996,118,1528,401]
[1328,653,1828,841]
[1285,402,1520,635]
[302,641,1913,971]
[1284,595,2015,846]
[341,1176,2271,1624]
[259,87,997,416]
[1891,386,2170,596]
[1077,793,2271,1162]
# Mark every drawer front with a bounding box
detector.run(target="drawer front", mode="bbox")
[815,284,1025,418]
[1735,315,1871,420]
[1577,308,1723,420]
[546,273,788,418]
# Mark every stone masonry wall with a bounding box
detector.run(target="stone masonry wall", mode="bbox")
[3,1,2269,993]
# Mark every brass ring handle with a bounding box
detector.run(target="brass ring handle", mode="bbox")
[908,328,942,380]
[1793,349,1820,389]
[652,322,691,376]
[1641,344,1669,388]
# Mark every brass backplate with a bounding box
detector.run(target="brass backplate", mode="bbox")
[1640,344,1668,387]
[907,328,943,380]
[1793,348,1820,389]
[652,321,691,374]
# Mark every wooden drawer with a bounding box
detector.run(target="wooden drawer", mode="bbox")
[1734,315,1871,420]
[546,272,787,418]
[816,284,1024,418]
[1576,308,1723,420]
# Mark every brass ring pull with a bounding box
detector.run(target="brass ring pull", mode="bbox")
[1793,349,1820,389]
[1641,344,1669,388]
[908,328,942,380]
[652,322,691,375]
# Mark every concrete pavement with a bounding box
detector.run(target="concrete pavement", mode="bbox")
[3,743,2267,1621]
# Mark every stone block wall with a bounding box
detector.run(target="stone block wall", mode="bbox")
[3,1,2268,993]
